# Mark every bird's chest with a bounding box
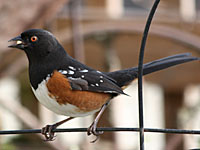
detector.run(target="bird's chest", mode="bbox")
[31,72,111,117]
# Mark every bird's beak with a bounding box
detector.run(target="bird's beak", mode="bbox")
[8,35,27,49]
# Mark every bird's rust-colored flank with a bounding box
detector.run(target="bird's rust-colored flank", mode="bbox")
[46,71,111,112]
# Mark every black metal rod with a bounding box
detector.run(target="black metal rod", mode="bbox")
[1,127,200,135]
[137,0,160,149]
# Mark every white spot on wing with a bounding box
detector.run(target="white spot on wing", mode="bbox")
[68,70,74,75]
[80,69,88,73]
[100,76,103,79]
[100,80,103,83]
[69,66,76,71]
[62,70,68,74]
[96,71,102,74]
[81,75,84,78]
[96,83,99,86]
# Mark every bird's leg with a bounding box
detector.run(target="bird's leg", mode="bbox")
[87,100,111,143]
[41,117,74,141]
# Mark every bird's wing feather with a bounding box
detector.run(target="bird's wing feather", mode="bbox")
[62,70,126,95]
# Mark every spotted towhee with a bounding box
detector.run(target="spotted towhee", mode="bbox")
[8,29,199,142]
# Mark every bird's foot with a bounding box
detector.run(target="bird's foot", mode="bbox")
[41,124,57,141]
[87,122,103,143]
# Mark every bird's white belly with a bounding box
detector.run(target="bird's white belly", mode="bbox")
[31,80,99,117]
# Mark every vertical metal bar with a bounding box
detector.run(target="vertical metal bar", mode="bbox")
[137,0,160,150]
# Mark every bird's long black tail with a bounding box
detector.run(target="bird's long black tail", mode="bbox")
[106,53,199,87]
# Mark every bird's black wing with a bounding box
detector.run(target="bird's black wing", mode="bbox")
[59,69,126,95]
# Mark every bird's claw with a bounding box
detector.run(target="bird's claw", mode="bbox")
[41,124,57,141]
[87,122,103,143]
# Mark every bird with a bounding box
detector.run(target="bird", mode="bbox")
[8,29,199,142]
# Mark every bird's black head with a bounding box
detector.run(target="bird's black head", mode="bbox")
[8,29,69,89]
[8,29,61,62]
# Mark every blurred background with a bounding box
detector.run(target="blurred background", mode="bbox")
[0,0,200,150]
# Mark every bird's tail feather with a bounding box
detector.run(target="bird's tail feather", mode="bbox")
[106,53,199,87]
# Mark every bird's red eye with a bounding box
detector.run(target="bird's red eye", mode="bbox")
[30,36,38,42]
